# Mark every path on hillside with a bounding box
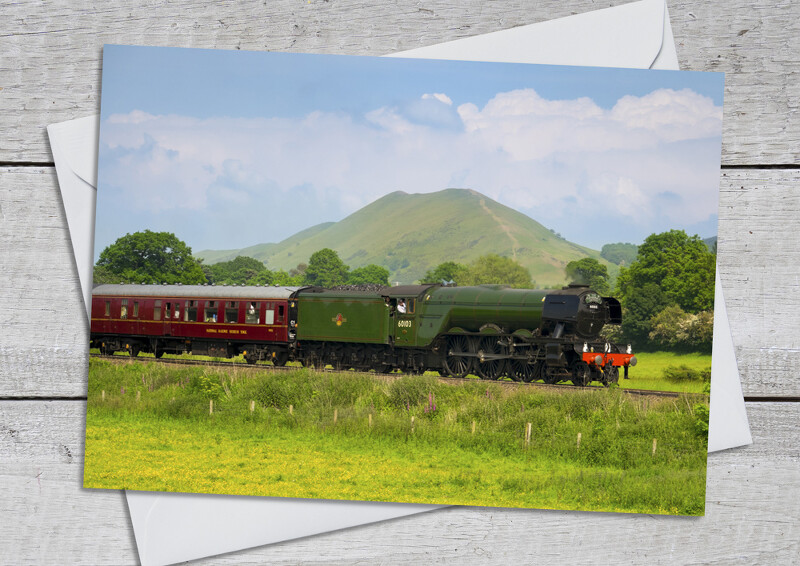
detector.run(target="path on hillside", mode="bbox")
[479,197,519,260]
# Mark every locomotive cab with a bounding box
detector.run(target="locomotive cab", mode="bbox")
[542,284,618,339]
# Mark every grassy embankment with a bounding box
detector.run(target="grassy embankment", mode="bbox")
[99,350,712,394]
[84,359,709,515]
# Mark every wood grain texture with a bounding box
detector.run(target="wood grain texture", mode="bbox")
[1,400,797,565]
[0,0,798,165]
[2,167,797,397]
[1,1,798,563]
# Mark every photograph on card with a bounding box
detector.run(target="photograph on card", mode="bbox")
[85,45,723,515]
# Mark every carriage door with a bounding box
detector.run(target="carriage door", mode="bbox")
[393,298,417,346]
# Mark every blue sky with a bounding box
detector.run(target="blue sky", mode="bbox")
[96,45,724,260]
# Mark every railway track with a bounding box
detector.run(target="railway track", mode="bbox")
[90,353,691,399]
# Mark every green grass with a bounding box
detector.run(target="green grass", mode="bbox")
[620,351,711,394]
[84,359,708,515]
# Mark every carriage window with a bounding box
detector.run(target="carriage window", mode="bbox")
[265,306,275,325]
[204,301,218,322]
[173,303,180,320]
[104,301,110,317]
[165,302,172,320]
[246,301,260,324]
[225,301,239,324]
[186,300,198,322]
[133,302,139,318]
[154,300,162,321]
[120,299,128,319]
[277,304,285,323]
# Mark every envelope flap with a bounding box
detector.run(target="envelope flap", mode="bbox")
[393,0,666,70]
[48,115,99,187]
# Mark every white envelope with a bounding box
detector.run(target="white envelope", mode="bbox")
[48,1,750,564]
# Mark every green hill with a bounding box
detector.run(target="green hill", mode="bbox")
[196,222,334,265]
[197,189,613,286]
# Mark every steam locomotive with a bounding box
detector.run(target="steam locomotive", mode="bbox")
[90,282,636,386]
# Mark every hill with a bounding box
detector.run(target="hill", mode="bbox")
[197,189,613,286]
[196,222,334,265]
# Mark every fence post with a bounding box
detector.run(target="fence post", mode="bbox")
[289,404,294,415]
[471,420,476,435]
[577,432,582,449]
[525,422,532,448]
[368,413,373,428]
[411,415,415,433]
[101,390,105,402]
[209,399,213,414]
[250,400,255,413]
[334,408,338,423]
[652,438,658,456]
[136,391,141,402]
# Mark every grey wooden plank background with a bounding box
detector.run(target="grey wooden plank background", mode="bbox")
[1,0,798,564]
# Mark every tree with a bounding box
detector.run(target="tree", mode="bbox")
[565,257,610,294]
[304,248,349,287]
[600,243,639,266]
[207,256,267,285]
[95,230,206,285]
[271,269,304,286]
[462,254,532,289]
[649,305,714,353]
[348,264,390,286]
[615,230,716,348]
[421,261,468,285]
[617,230,715,313]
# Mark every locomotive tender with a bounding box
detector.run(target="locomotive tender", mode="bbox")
[90,282,636,386]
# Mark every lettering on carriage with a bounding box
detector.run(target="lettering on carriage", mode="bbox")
[205,328,247,335]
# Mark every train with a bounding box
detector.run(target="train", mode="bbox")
[90,282,636,386]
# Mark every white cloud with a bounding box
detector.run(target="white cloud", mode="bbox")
[422,92,453,106]
[99,86,722,248]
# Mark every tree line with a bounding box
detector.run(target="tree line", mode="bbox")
[93,231,393,288]
[95,228,715,353]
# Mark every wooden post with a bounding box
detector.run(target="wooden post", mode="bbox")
[136,391,141,402]
[471,420,476,435]
[101,390,105,402]
[577,432,582,449]
[411,415,415,433]
[652,438,658,456]
[525,422,532,448]
[334,408,338,423]
[368,413,373,428]
[249,400,255,413]
[289,404,293,415]
[209,399,213,414]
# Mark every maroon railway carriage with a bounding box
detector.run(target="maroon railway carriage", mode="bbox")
[90,284,302,365]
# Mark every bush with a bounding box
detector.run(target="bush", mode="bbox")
[693,403,710,437]
[187,372,226,400]
[662,365,711,383]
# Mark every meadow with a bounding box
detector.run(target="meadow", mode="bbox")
[84,358,709,515]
